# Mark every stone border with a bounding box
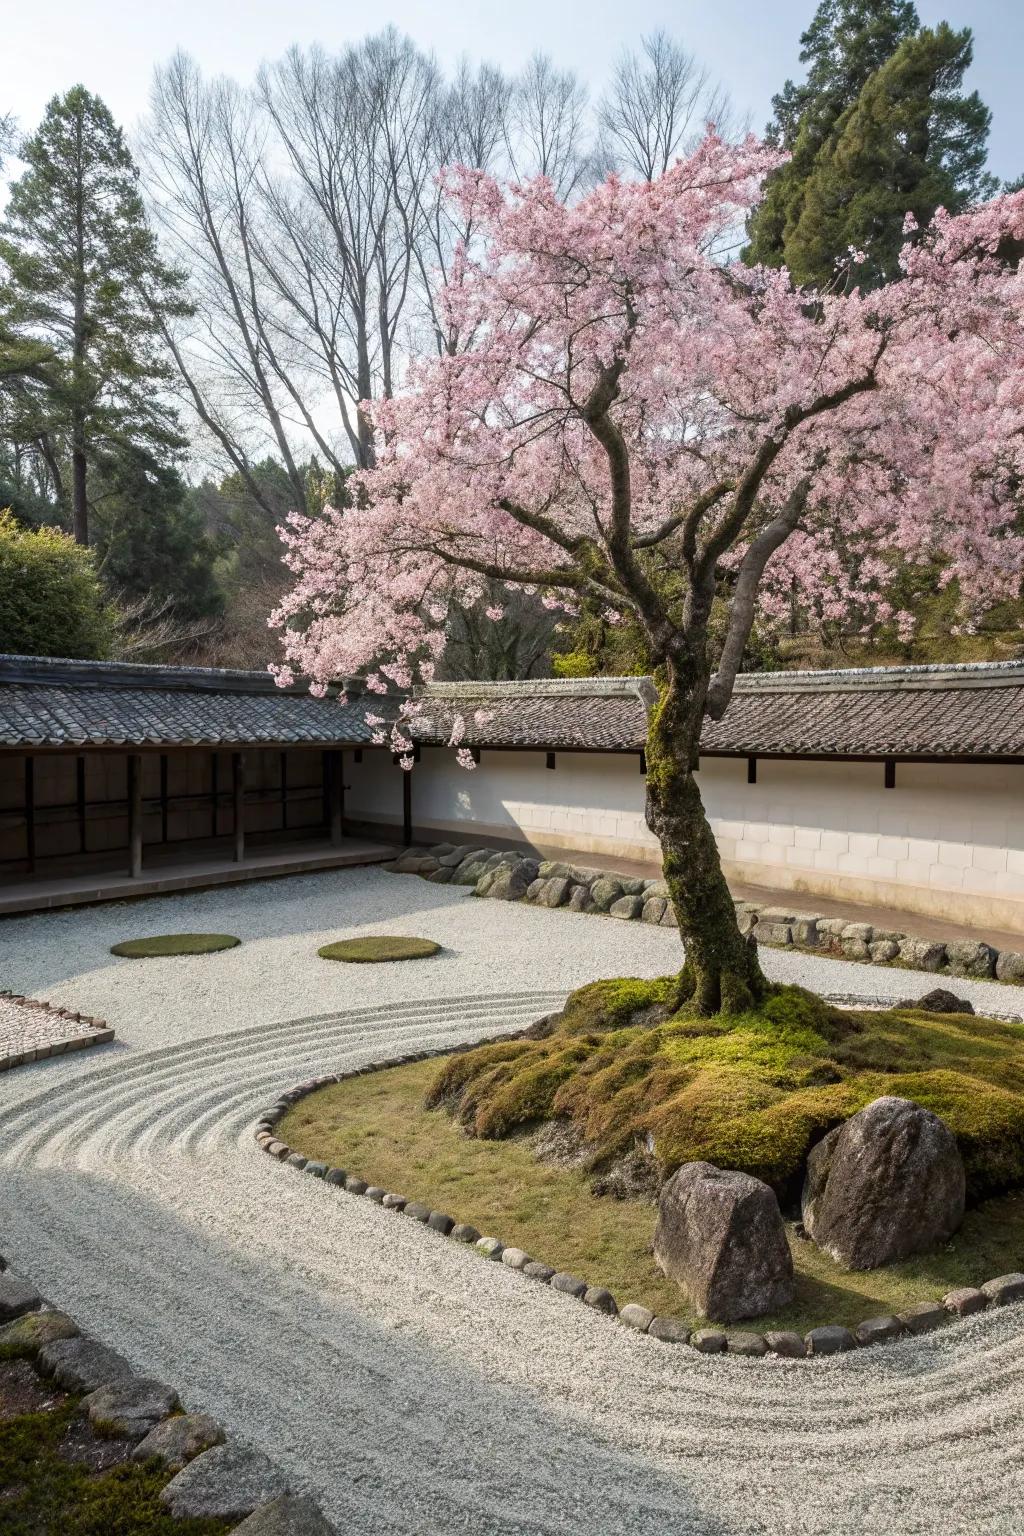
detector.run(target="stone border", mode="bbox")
[0,990,115,1071]
[0,1254,336,1533]
[253,1048,1024,1364]
[384,843,1024,987]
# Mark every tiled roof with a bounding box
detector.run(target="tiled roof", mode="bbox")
[0,655,385,749]
[412,664,1024,760]
[1,655,1022,759]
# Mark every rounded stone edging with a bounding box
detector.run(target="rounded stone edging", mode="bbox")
[252,1044,1024,1365]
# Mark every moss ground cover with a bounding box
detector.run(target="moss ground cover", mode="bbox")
[0,1371,231,1536]
[278,1054,1024,1336]
[110,934,240,958]
[317,936,441,962]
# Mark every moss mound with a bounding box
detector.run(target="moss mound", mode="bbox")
[427,979,1024,1202]
[110,933,240,958]
[318,936,441,963]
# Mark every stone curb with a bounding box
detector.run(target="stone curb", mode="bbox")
[0,990,116,1070]
[254,1046,1024,1366]
[0,1260,337,1532]
[384,843,1024,997]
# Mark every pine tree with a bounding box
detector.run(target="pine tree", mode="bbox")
[0,87,189,545]
[745,2,994,286]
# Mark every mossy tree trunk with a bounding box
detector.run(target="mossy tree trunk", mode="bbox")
[644,667,767,1016]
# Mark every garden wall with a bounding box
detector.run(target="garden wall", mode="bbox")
[343,747,1024,936]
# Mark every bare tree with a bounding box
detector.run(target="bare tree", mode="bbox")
[505,54,592,199]
[597,31,735,181]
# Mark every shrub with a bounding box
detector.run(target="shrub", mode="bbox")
[0,510,114,658]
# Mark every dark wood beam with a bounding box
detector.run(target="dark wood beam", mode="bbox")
[127,754,143,878]
[884,758,896,789]
[77,756,87,853]
[402,766,412,847]
[24,756,35,872]
[233,752,246,863]
[747,755,757,784]
[327,749,343,846]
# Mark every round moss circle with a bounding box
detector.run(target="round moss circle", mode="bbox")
[110,933,241,958]
[317,936,442,964]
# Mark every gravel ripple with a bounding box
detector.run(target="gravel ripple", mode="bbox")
[0,867,1022,1533]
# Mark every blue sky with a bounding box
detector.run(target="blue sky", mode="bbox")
[4,0,1022,182]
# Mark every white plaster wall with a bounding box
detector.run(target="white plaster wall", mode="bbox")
[343,746,1024,934]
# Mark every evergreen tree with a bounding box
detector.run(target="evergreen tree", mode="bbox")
[0,509,113,658]
[0,87,189,545]
[91,447,223,621]
[746,2,994,286]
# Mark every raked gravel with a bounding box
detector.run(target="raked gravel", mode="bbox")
[0,865,1022,1535]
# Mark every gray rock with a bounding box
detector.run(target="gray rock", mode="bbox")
[736,909,758,937]
[481,862,537,901]
[132,1412,225,1470]
[476,1237,504,1260]
[589,877,623,912]
[363,1186,386,1203]
[160,1444,289,1522]
[660,906,679,927]
[427,842,457,857]
[549,1272,588,1299]
[726,1331,768,1357]
[995,950,1024,984]
[854,1315,905,1346]
[805,1325,857,1355]
[842,937,871,961]
[911,988,975,1015]
[453,859,489,886]
[981,1272,1024,1306]
[619,878,647,896]
[286,1154,307,1170]
[642,897,667,924]
[231,1494,338,1535]
[538,861,571,880]
[427,1211,454,1235]
[0,1310,78,1355]
[609,895,643,920]
[426,867,453,884]
[943,1286,987,1317]
[304,1161,327,1179]
[568,865,601,886]
[763,1330,806,1358]
[583,1286,618,1315]
[536,877,572,909]
[654,1162,794,1322]
[567,885,595,913]
[402,1201,431,1223]
[802,1096,966,1270]
[437,847,472,867]
[619,1303,654,1332]
[344,1175,368,1196]
[500,1247,531,1271]
[898,938,947,972]
[381,1194,406,1210]
[450,1223,481,1244]
[39,1335,134,1392]
[899,1300,947,1334]
[0,1270,42,1321]
[476,869,498,896]
[817,917,848,937]
[523,1262,556,1283]
[648,1316,690,1344]
[689,1329,726,1354]
[945,939,997,979]
[83,1377,180,1438]
[644,880,670,900]
[525,878,546,901]
[756,921,793,946]
[841,922,874,942]
[869,939,900,963]
[792,919,820,948]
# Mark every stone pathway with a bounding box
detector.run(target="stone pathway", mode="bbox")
[0,993,112,1069]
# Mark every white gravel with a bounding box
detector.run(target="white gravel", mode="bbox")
[0,866,1022,1535]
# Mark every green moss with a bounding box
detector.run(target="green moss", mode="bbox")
[317,936,441,963]
[110,934,240,958]
[421,979,1024,1200]
[0,1398,231,1535]
[278,1056,1024,1335]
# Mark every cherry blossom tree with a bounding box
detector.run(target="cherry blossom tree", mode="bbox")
[272,134,1024,1016]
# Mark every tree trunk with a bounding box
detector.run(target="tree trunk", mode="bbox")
[644,673,767,1016]
[71,436,88,546]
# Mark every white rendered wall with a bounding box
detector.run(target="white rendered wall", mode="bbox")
[344,746,1024,934]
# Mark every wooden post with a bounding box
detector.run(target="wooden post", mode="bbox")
[233,752,246,863]
[402,762,412,848]
[328,750,344,846]
[127,754,143,878]
[159,754,169,844]
[77,755,87,853]
[24,756,35,872]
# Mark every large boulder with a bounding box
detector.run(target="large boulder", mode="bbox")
[802,1096,965,1270]
[653,1162,794,1323]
